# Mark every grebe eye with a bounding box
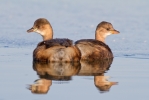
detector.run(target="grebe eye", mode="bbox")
[36,25,40,28]
[107,28,110,30]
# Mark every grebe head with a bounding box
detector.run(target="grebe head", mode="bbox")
[27,18,53,40]
[95,21,119,42]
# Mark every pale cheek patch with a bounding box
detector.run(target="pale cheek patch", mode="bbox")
[35,29,45,36]
[106,32,112,35]
[104,32,112,37]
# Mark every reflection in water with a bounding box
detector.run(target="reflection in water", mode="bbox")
[94,75,118,93]
[28,62,81,94]
[78,59,113,75]
[28,58,118,94]
[33,62,81,80]
[28,79,52,94]
[78,59,118,93]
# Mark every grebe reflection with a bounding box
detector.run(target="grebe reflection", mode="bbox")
[28,58,118,94]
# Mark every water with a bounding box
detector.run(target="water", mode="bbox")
[0,0,149,100]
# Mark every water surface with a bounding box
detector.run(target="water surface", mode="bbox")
[0,0,149,100]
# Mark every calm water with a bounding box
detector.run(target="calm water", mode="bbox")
[0,0,149,100]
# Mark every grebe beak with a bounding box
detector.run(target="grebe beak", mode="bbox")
[110,30,120,34]
[27,27,37,33]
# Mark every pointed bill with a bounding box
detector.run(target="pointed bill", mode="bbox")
[27,27,37,33]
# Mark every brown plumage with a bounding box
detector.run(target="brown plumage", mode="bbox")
[37,38,73,48]
[75,21,119,61]
[27,18,80,62]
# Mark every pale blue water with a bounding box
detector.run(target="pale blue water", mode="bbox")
[0,0,149,58]
[0,0,149,100]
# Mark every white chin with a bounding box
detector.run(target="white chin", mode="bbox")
[105,32,112,37]
[107,32,112,35]
[36,30,45,35]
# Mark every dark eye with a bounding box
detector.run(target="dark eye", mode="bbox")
[36,25,40,28]
[107,28,110,30]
